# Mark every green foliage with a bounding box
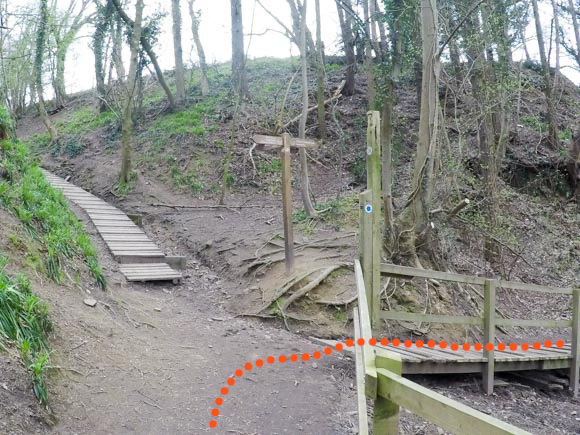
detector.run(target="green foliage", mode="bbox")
[325,63,342,73]
[146,103,213,144]
[257,158,281,175]
[0,106,14,139]
[0,260,51,404]
[167,156,203,193]
[521,114,548,132]
[293,195,358,234]
[559,129,572,142]
[57,108,115,136]
[0,140,106,289]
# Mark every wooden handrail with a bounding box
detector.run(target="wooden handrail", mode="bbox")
[380,263,574,295]
[376,368,532,434]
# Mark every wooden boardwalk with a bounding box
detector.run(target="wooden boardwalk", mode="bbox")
[42,170,182,283]
[315,338,572,375]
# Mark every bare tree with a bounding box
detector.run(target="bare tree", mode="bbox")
[112,0,176,110]
[531,0,559,148]
[112,12,125,80]
[335,0,356,96]
[230,0,248,97]
[35,0,57,142]
[50,0,93,108]
[119,0,144,183]
[568,0,580,68]
[94,0,114,113]
[298,0,317,217]
[171,0,186,103]
[314,0,327,140]
[187,0,209,95]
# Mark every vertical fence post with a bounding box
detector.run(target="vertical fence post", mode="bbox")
[359,190,373,314]
[280,133,294,275]
[483,279,496,394]
[367,111,382,328]
[571,288,580,397]
[374,352,402,434]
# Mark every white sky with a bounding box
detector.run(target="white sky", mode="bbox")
[13,0,580,94]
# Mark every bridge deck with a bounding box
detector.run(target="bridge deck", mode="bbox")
[42,170,182,284]
[314,338,572,374]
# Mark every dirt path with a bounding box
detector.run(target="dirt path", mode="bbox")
[37,202,356,434]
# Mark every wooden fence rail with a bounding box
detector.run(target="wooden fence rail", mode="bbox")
[354,259,531,434]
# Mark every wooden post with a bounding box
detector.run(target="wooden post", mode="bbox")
[483,279,496,395]
[280,133,294,275]
[367,111,382,328]
[359,190,373,312]
[570,288,580,396]
[375,349,402,434]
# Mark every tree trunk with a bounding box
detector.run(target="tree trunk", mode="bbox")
[409,0,439,247]
[568,0,580,68]
[171,0,186,103]
[35,0,57,142]
[54,41,68,108]
[112,13,126,80]
[382,0,402,251]
[362,0,375,109]
[335,0,356,96]
[112,0,176,110]
[314,0,327,140]
[230,0,248,98]
[551,0,561,91]
[531,0,559,148]
[119,0,144,183]
[188,0,210,96]
[298,0,317,217]
[94,0,113,113]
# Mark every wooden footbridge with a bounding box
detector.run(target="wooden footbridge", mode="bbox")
[349,111,578,434]
[42,170,183,284]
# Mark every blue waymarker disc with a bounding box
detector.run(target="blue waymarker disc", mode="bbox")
[365,204,372,213]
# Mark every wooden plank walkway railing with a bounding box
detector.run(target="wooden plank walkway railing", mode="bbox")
[354,259,532,435]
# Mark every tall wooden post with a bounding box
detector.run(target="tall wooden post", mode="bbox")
[374,351,402,433]
[359,190,373,314]
[280,133,294,275]
[367,111,382,328]
[483,279,496,394]
[570,288,580,396]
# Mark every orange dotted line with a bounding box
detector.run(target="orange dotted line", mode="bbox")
[208,338,566,429]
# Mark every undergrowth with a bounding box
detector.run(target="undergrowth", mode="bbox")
[0,140,106,289]
[0,255,51,404]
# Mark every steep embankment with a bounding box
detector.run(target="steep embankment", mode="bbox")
[0,134,107,432]
[16,58,579,341]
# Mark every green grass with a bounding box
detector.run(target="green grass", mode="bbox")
[56,108,115,136]
[146,102,215,145]
[293,195,358,234]
[0,140,106,289]
[0,256,51,404]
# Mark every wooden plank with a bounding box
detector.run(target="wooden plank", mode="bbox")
[571,288,580,396]
[280,133,294,275]
[353,311,370,435]
[252,134,317,149]
[381,263,487,285]
[495,318,572,328]
[483,280,496,395]
[376,368,531,435]
[97,229,145,234]
[354,259,377,399]
[380,310,483,326]
[497,279,573,295]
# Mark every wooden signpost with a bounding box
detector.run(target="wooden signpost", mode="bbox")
[252,133,318,275]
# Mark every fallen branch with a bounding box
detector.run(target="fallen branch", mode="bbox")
[314,294,357,306]
[448,198,470,218]
[280,264,346,312]
[150,202,274,210]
